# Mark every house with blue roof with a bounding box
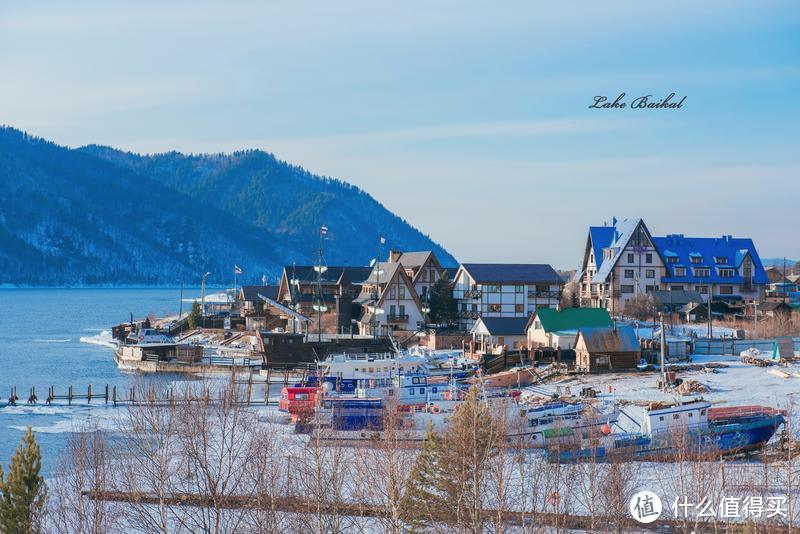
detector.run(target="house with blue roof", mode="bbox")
[576,218,767,314]
[452,263,564,330]
[576,218,667,312]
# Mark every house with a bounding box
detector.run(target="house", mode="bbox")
[576,218,667,313]
[470,316,529,355]
[680,302,708,322]
[574,326,641,373]
[355,262,425,336]
[276,265,373,335]
[452,263,564,331]
[526,307,613,350]
[238,285,284,330]
[652,233,767,306]
[576,217,768,313]
[651,289,704,313]
[388,250,448,304]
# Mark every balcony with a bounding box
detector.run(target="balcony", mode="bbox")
[387,314,409,324]
[527,290,560,300]
[463,289,482,299]
[457,310,479,319]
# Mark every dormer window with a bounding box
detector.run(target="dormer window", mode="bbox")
[690,255,703,264]
[714,256,728,264]
[718,268,735,278]
[667,256,679,264]
[674,267,686,276]
[694,268,710,277]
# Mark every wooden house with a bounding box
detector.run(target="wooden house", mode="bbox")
[574,326,641,373]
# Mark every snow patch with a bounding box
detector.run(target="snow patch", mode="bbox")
[79,330,117,349]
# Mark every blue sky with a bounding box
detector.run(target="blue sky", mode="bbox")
[1,0,798,267]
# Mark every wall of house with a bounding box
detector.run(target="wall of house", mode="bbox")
[454,273,561,330]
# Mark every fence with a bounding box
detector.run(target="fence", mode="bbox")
[692,337,800,355]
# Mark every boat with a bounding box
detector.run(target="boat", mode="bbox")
[549,399,786,462]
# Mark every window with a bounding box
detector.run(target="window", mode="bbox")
[674,267,686,276]
[486,285,500,293]
[389,287,396,299]
[670,285,684,291]
[719,268,734,278]
[714,256,728,264]
[690,255,703,264]
[673,414,679,420]
[645,285,655,292]
[399,305,405,316]
[412,377,420,384]
[515,304,524,313]
[627,253,634,263]
[667,256,679,264]
[688,412,693,417]
[646,253,653,264]
[720,286,734,295]
[624,269,634,278]
[659,416,664,421]
[419,388,425,395]
[646,269,655,278]
[620,285,634,294]
[694,268,710,277]
[398,285,406,299]
[514,285,524,293]
[390,305,396,316]
[696,285,708,294]
[488,304,501,313]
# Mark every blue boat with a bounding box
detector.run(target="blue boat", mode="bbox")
[549,400,785,462]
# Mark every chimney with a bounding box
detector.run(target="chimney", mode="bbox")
[389,250,402,263]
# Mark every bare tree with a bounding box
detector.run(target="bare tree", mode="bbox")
[47,430,117,534]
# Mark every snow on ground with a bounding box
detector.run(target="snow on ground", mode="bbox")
[535,354,800,432]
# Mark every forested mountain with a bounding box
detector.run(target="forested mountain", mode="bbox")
[0,127,454,286]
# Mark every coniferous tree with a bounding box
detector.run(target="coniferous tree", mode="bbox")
[0,427,45,534]
[187,300,202,329]
[428,272,456,325]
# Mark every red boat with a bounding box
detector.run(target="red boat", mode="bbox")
[279,386,320,422]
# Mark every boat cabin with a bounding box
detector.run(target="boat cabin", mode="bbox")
[620,400,710,436]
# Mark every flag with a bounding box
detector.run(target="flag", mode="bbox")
[234,265,243,275]
[380,236,385,244]
[320,225,328,236]
[261,274,268,286]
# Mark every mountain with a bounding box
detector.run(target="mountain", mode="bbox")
[0,127,455,286]
[761,258,798,269]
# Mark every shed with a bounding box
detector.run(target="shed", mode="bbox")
[471,316,529,354]
[526,307,612,350]
[574,326,641,373]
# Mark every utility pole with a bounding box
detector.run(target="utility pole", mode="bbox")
[201,272,211,318]
[314,227,328,343]
[707,285,713,339]
[754,299,758,339]
[659,312,666,390]
[179,282,184,318]
[290,262,298,334]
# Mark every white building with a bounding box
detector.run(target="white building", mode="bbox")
[452,263,564,331]
[576,217,768,313]
[356,262,425,336]
[389,250,447,304]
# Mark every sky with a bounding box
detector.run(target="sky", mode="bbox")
[1,0,798,268]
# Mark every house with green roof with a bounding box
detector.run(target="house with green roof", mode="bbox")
[525,307,613,350]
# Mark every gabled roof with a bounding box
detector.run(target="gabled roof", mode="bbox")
[577,326,640,353]
[651,289,704,307]
[362,262,402,286]
[591,218,653,284]
[473,316,530,336]
[241,285,278,302]
[528,307,613,333]
[395,251,434,269]
[283,265,373,286]
[652,235,768,285]
[460,263,563,285]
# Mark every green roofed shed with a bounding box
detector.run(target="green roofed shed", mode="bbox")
[528,308,613,334]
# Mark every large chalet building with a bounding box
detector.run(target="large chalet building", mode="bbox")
[576,217,768,313]
[452,263,564,331]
